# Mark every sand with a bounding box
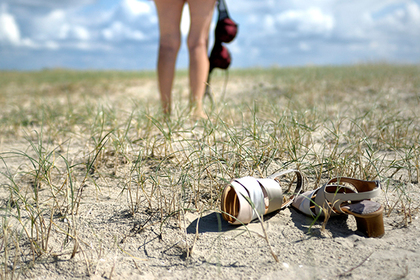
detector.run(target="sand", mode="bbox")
[1,69,419,280]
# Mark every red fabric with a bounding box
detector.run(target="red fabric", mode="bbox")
[209,43,231,70]
[215,18,238,43]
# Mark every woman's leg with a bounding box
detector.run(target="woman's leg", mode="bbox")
[187,0,216,119]
[154,0,185,115]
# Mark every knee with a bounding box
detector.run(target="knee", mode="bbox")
[187,36,207,54]
[159,35,181,55]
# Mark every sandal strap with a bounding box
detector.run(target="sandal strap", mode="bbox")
[324,177,381,214]
[255,178,282,214]
[291,186,326,218]
[267,169,304,209]
[299,184,358,217]
[314,185,330,216]
[233,177,266,222]
[226,181,254,224]
[326,177,380,193]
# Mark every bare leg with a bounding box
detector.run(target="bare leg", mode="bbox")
[187,0,216,119]
[154,0,185,115]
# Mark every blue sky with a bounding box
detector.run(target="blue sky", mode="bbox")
[1,0,419,70]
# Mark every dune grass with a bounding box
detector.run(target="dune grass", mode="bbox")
[0,64,419,278]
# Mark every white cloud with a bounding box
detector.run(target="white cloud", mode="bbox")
[59,24,90,40]
[20,37,36,48]
[276,7,334,36]
[32,9,67,40]
[121,0,152,17]
[374,1,420,33]
[75,41,93,50]
[298,42,311,51]
[102,21,145,41]
[45,40,59,50]
[0,4,21,45]
[407,1,420,22]
[262,15,276,34]
[73,26,90,40]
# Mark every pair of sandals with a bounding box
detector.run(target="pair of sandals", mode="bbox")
[220,170,384,238]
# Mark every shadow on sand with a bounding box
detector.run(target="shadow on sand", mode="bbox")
[186,210,282,234]
[187,208,361,238]
[186,212,234,234]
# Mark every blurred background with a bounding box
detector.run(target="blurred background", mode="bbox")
[1,0,419,70]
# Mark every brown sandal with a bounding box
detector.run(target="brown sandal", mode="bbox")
[292,177,384,238]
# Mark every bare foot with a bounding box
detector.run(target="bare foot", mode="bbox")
[191,109,208,120]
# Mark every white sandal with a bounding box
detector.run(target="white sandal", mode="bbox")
[220,170,304,225]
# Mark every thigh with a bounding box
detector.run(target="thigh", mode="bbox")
[154,0,185,41]
[187,0,216,43]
